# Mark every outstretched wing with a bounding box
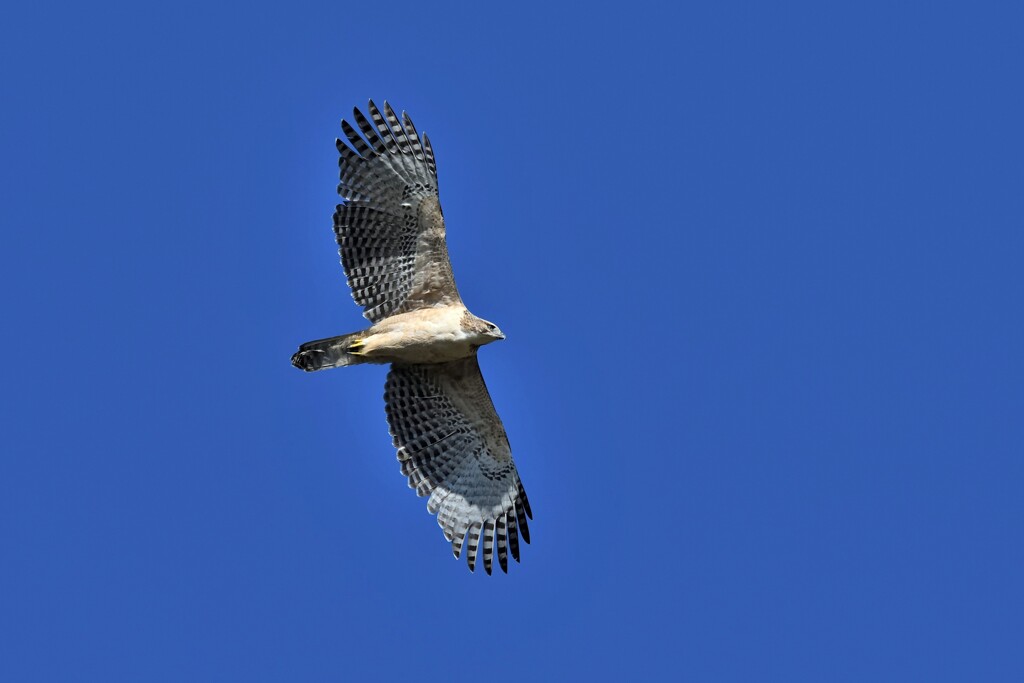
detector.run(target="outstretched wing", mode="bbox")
[334,101,462,322]
[384,356,532,574]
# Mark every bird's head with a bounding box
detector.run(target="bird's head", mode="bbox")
[483,320,506,342]
[469,315,505,346]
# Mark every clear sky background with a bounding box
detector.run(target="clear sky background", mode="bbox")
[2,2,1022,681]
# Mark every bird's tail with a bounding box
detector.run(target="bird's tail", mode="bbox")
[291,332,369,371]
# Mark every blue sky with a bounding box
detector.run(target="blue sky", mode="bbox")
[2,2,1022,680]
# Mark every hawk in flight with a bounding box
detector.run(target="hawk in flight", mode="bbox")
[291,101,532,574]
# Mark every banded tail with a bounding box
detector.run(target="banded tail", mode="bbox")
[291,332,368,371]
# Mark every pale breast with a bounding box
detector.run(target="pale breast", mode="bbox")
[362,306,476,363]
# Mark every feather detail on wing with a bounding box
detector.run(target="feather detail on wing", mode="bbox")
[383,356,532,574]
[334,101,461,322]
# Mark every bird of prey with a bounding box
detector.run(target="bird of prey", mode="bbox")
[291,101,532,574]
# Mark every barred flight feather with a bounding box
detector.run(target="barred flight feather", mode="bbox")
[401,111,426,161]
[466,522,482,573]
[384,356,531,572]
[353,107,387,155]
[334,101,459,322]
[515,498,531,545]
[508,510,520,562]
[451,523,468,559]
[495,513,509,573]
[422,132,436,176]
[482,520,495,575]
[384,102,412,153]
[367,101,397,154]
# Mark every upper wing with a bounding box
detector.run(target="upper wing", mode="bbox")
[334,101,462,322]
[384,356,532,574]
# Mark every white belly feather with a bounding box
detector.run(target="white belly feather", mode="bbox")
[360,306,477,363]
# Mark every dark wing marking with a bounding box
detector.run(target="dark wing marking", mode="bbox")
[334,101,462,322]
[384,356,532,574]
